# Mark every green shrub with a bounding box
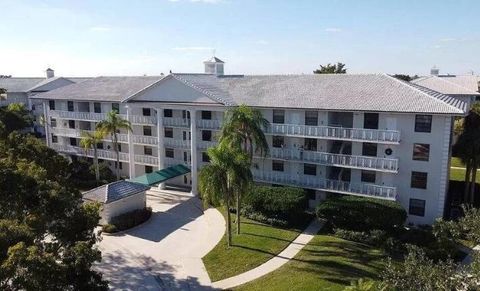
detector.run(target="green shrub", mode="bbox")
[241,206,289,227]
[102,224,117,233]
[316,196,407,232]
[334,228,387,247]
[243,186,307,225]
[109,207,152,231]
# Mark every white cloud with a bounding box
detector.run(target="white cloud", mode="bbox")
[90,26,111,32]
[325,27,342,33]
[172,46,214,51]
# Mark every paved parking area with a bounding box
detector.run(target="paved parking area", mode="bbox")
[97,189,225,290]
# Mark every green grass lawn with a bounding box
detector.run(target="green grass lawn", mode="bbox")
[451,157,465,168]
[202,208,308,282]
[450,167,480,183]
[234,235,386,291]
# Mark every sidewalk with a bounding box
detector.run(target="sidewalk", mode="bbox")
[211,219,323,290]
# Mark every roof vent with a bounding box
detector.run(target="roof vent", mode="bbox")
[204,56,225,76]
[46,68,54,79]
[430,66,439,76]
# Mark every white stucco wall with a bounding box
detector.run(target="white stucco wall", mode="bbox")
[101,191,147,224]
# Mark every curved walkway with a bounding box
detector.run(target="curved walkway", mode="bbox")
[97,189,225,290]
[212,219,323,290]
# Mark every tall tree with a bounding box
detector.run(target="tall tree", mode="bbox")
[454,102,480,203]
[0,103,33,137]
[96,110,132,180]
[80,130,106,183]
[313,62,347,74]
[199,145,252,246]
[219,104,269,234]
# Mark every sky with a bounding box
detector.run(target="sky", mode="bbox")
[1,0,479,77]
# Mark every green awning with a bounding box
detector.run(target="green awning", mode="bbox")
[129,164,191,186]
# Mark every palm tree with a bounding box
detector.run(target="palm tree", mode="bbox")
[199,145,252,247]
[454,103,480,203]
[96,110,132,180]
[219,104,269,234]
[80,130,105,183]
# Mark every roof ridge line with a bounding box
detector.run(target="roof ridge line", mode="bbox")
[435,75,480,94]
[384,74,464,113]
[171,74,234,106]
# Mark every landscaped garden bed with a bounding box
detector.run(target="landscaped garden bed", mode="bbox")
[102,207,152,233]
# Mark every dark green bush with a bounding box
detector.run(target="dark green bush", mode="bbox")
[243,186,307,225]
[109,207,152,232]
[334,228,387,247]
[102,224,117,233]
[316,196,407,232]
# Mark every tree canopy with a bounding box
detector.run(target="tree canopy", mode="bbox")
[313,62,347,74]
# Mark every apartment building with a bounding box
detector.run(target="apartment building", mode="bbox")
[32,58,467,225]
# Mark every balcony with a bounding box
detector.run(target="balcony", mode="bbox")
[266,124,400,144]
[267,148,398,172]
[50,144,129,162]
[164,139,191,149]
[197,119,222,130]
[132,135,158,145]
[163,117,189,128]
[50,127,128,143]
[198,140,217,150]
[252,170,396,200]
[130,115,156,125]
[164,158,189,168]
[134,154,158,166]
[49,110,111,122]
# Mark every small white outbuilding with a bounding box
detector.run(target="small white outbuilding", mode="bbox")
[82,180,149,224]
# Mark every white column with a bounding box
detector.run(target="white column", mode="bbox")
[156,108,166,189]
[126,105,135,179]
[190,109,198,195]
[43,101,51,147]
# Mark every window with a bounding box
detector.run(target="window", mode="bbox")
[70,138,77,146]
[49,100,55,110]
[50,118,57,128]
[304,138,317,151]
[415,115,432,133]
[183,131,191,141]
[304,163,316,176]
[94,102,101,113]
[144,146,153,156]
[165,148,174,158]
[68,120,75,129]
[118,162,123,170]
[164,127,173,138]
[201,111,212,120]
[51,135,58,143]
[272,136,284,148]
[202,152,210,162]
[272,160,284,172]
[202,130,212,141]
[117,144,122,151]
[273,110,285,124]
[183,152,189,162]
[361,170,376,183]
[112,103,120,113]
[364,113,379,129]
[305,111,318,126]
[143,126,152,136]
[142,108,151,116]
[411,171,428,189]
[409,199,426,216]
[182,110,190,119]
[67,101,74,112]
[164,109,173,117]
[96,142,104,149]
[145,166,153,174]
[413,143,430,161]
[362,143,377,157]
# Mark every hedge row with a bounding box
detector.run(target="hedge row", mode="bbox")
[103,207,152,233]
[316,196,407,232]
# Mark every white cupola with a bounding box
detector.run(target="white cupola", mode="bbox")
[204,56,225,76]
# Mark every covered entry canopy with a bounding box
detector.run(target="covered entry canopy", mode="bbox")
[129,164,191,186]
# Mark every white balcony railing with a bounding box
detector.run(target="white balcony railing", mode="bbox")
[164,139,191,149]
[134,154,158,166]
[51,144,129,162]
[49,110,114,122]
[163,117,189,128]
[50,127,128,143]
[164,158,189,168]
[267,148,398,172]
[197,140,217,150]
[196,119,222,130]
[132,135,158,145]
[266,124,400,144]
[130,115,156,125]
[252,170,397,200]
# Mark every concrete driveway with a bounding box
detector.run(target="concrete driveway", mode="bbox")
[97,189,225,290]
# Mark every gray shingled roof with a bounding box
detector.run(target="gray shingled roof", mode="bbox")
[412,76,480,96]
[170,73,466,114]
[83,180,149,204]
[28,77,74,92]
[0,78,44,92]
[32,76,164,102]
